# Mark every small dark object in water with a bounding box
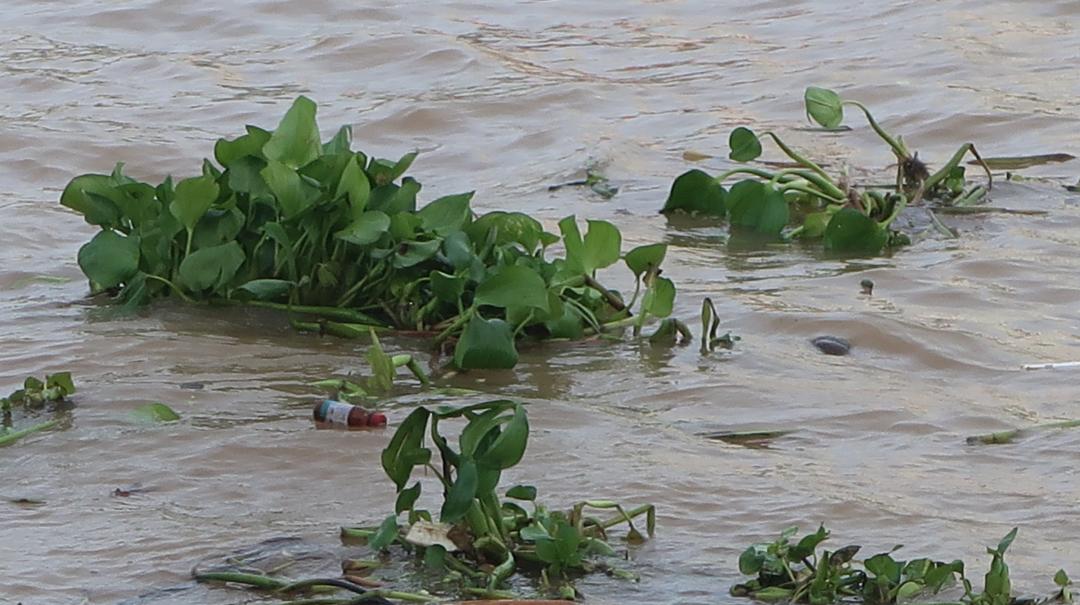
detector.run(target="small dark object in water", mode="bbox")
[812,335,851,356]
[860,279,874,295]
[179,382,204,390]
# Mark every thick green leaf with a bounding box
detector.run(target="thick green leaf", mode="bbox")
[475,265,549,313]
[727,180,789,237]
[505,485,537,501]
[805,86,844,128]
[823,208,887,255]
[60,174,124,228]
[393,239,441,268]
[661,169,726,216]
[458,406,506,458]
[800,210,833,239]
[624,243,667,278]
[233,278,293,301]
[226,156,270,197]
[544,306,585,340]
[381,407,431,490]
[46,372,75,396]
[191,207,244,249]
[582,220,621,273]
[334,211,390,246]
[368,514,399,550]
[430,271,466,304]
[178,241,245,293]
[322,124,352,155]
[77,230,140,290]
[453,316,518,370]
[368,151,418,187]
[418,192,474,235]
[112,181,160,228]
[170,175,220,233]
[558,216,585,272]
[215,125,271,167]
[131,402,180,423]
[395,482,421,514]
[729,127,763,162]
[366,331,395,393]
[996,527,1018,555]
[641,276,676,318]
[865,554,903,584]
[1055,569,1071,587]
[261,159,314,219]
[441,231,474,270]
[789,524,830,560]
[477,404,528,470]
[466,211,545,252]
[739,545,767,575]
[369,178,421,215]
[440,459,478,523]
[262,96,321,169]
[335,154,371,217]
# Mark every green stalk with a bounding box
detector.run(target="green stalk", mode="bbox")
[488,551,516,591]
[597,504,654,530]
[433,306,475,347]
[194,572,287,589]
[924,143,994,193]
[966,419,1080,445]
[0,419,58,447]
[952,185,989,207]
[339,527,376,540]
[144,274,195,303]
[359,590,436,603]
[843,100,909,159]
[778,183,845,204]
[762,131,831,181]
[242,300,387,326]
[878,194,908,229]
[582,275,627,312]
[291,320,379,339]
[719,167,846,201]
[391,355,430,385]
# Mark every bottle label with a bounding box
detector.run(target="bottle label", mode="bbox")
[323,400,356,426]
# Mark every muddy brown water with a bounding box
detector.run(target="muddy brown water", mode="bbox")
[2,2,1080,604]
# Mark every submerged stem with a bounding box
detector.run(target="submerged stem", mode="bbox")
[144,274,196,304]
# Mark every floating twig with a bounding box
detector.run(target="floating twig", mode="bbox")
[966,419,1080,445]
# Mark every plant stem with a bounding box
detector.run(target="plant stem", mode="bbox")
[433,307,474,347]
[292,320,380,339]
[340,527,376,540]
[583,275,627,312]
[843,100,909,159]
[597,503,654,530]
[0,419,58,447]
[966,419,1080,445]
[144,274,195,303]
[194,571,287,589]
[762,131,832,181]
[242,301,387,326]
[779,183,845,204]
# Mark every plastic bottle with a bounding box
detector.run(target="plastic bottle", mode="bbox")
[312,399,387,428]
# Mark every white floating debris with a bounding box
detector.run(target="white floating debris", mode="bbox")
[1022,361,1080,370]
[404,520,459,552]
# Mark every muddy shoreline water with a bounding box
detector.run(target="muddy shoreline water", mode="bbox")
[3,1,1080,604]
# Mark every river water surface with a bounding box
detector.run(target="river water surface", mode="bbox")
[3,1,1080,604]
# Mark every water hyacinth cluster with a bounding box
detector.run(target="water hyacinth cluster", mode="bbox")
[61,97,679,369]
[662,87,993,256]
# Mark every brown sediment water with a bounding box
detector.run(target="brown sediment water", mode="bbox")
[2,2,1079,604]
